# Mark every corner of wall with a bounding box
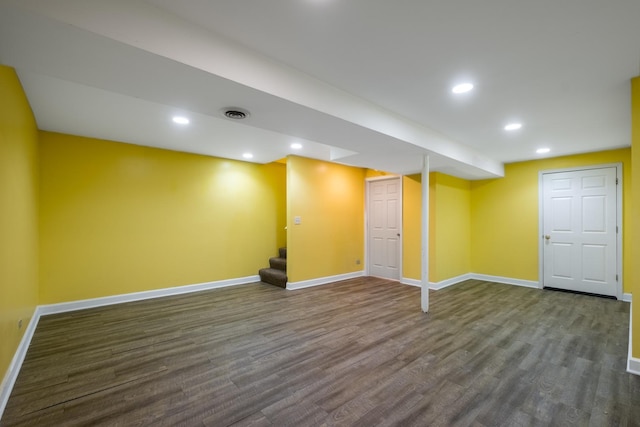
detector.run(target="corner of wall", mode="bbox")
[0,65,40,419]
[287,156,365,282]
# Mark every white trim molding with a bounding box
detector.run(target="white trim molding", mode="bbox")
[400,277,422,288]
[404,274,628,302]
[287,271,364,290]
[470,274,540,289]
[0,274,259,419]
[0,311,40,420]
[430,274,475,290]
[405,273,537,291]
[37,275,260,316]
[401,278,421,287]
[628,357,640,376]
[628,298,640,376]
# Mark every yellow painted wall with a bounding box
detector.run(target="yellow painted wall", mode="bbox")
[471,148,632,291]
[631,76,640,358]
[0,67,39,380]
[402,174,422,280]
[39,132,286,304]
[287,156,365,282]
[432,173,471,282]
[400,172,471,284]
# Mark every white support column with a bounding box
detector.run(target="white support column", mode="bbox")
[421,155,430,312]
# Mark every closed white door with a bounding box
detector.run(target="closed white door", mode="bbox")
[542,167,618,297]
[368,178,401,280]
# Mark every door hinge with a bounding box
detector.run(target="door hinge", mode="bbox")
[616,226,619,233]
[616,274,619,282]
[616,178,619,185]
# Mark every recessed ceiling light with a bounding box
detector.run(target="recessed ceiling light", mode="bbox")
[536,148,551,154]
[504,123,522,131]
[452,83,474,94]
[242,153,254,159]
[291,143,303,150]
[172,116,189,125]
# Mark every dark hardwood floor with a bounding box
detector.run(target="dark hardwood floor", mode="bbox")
[2,278,639,426]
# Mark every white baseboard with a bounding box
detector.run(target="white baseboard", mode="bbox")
[628,299,640,376]
[628,357,640,376]
[286,271,364,290]
[401,278,457,290]
[37,275,259,316]
[401,274,633,303]
[401,278,421,287]
[430,274,475,290]
[392,275,477,290]
[0,310,40,420]
[0,274,259,420]
[404,273,538,291]
[469,273,540,289]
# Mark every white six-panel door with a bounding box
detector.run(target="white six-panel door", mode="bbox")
[542,167,618,297]
[368,177,401,280]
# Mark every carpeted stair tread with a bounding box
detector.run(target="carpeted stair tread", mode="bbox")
[269,257,287,271]
[259,268,287,288]
[259,247,287,288]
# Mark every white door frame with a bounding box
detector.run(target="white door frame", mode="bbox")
[365,175,403,281]
[538,163,623,299]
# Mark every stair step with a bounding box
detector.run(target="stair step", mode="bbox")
[269,257,286,271]
[259,268,287,288]
[278,247,287,259]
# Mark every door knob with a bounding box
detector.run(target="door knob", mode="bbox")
[544,235,551,240]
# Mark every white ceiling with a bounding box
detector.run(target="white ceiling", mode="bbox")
[1,0,639,179]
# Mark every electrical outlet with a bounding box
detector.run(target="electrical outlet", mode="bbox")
[18,319,23,329]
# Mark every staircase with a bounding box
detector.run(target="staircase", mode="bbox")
[259,247,287,288]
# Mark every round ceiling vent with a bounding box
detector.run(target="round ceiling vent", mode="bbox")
[223,108,250,120]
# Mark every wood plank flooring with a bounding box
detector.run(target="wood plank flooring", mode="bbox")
[2,277,639,426]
